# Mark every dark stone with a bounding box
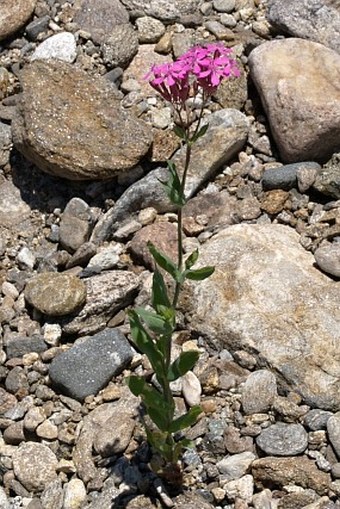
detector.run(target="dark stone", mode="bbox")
[262,162,320,191]
[49,328,133,401]
[6,335,47,359]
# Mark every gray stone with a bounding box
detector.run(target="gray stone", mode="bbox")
[40,479,63,509]
[304,409,334,431]
[6,335,47,359]
[135,16,165,43]
[93,409,136,456]
[12,442,58,492]
[59,197,93,253]
[313,153,340,199]
[184,224,340,411]
[223,474,254,503]
[49,328,133,400]
[256,422,308,455]
[0,181,31,228]
[31,33,77,63]
[12,60,152,180]
[268,0,340,54]
[25,15,50,41]
[0,0,36,42]
[249,38,340,162]
[24,272,87,316]
[217,451,256,481]
[120,0,202,22]
[252,457,331,495]
[5,366,29,394]
[327,414,340,459]
[101,24,139,68]
[262,162,320,191]
[87,244,121,270]
[3,420,26,445]
[241,370,277,415]
[0,388,17,416]
[314,243,340,278]
[59,270,139,335]
[213,0,236,13]
[73,0,129,44]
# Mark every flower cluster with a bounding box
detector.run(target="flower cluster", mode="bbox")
[145,43,240,104]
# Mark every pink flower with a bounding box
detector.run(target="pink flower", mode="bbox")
[144,43,240,104]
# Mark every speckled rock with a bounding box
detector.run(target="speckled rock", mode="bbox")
[256,423,308,455]
[184,224,340,411]
[72,0,129,44]
[249,38,340,162]
[267,0,340,54]
[49,328,133,400]
[12,442,58,492]
[12,60,152,180]
[120,0,203,22]
[313,153,340,199]
[241,369,277,415]
[252,456,331,495]
[0,181,31,228]
[24,272,87,316]
[327,414,340,459]
[0,0,36,42]
[31,32,77,63]
[59,270,139,335]
[101,24,139,68]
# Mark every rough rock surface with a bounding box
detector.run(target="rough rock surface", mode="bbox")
[12,442,58,492]
[267,0,340,54]
[248,38,340,162]
[60,270,139,335]
[72,0,130,44]
[12,60,152,180]
[24,273,87,316]
[49,329,133,401]
[185,224,340,410]
[0,0,36,42]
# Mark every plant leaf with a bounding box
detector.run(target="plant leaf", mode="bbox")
[172,438,193,463]
[185,266,215,281]
[168,405,202,433]
[167,351,200,381]
[148,242,180,282]
[152,269,171,313]
[160,160,186,207]
[173,125,187,140]
[190,123,209,143]
[185,249,199,270]
[129,310,164,374]
[135,307,173,336]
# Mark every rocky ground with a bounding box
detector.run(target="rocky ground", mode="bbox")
[0,0,340,508]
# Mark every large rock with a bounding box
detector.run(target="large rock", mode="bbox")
[267,0,340,54]
[0,0,36,42]
[72,0,129,44]
[184,224,340,411]
[12,60,152,180]
[248,38,340,162]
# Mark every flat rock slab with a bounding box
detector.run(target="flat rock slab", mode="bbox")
[49,328,132,401]
[267,0,340,54]
[60,270,139,335]
[120,0,202,22]
[0,0,36,42]
[252,456,331,495]
[184,224,340,411]
[248,38,340,162]
[24,273,87,316]
[12,60,152,180]
[256,423,308,456]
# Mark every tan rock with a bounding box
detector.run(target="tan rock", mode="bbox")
[0,0,36,42]
[12,442,58,492]
[184,224,340,410]
[249,38,340,162]
[12,60,152,180]
[252,456,331,495]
